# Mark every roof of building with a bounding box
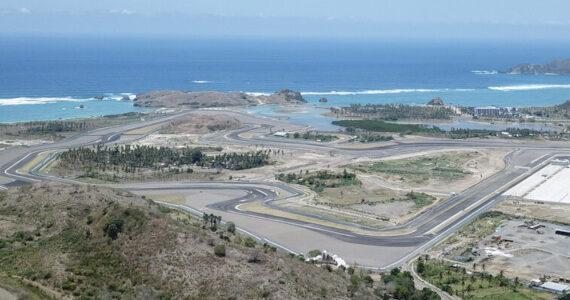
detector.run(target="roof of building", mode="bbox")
[540,281,570,292]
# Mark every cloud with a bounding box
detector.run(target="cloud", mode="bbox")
[19,7,30,14]
[109,9,134,15]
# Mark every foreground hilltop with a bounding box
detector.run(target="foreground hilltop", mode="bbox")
[0,183,437,299]
[133,88,306,108]
[503,58,570,75]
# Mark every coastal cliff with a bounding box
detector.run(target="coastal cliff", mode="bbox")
[133,88,306,108]
[503,58,570,75]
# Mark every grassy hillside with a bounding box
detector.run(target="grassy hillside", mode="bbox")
[0,183,394,299]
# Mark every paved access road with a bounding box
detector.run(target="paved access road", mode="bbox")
[1,109,568,268]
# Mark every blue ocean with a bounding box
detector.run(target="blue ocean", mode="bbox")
[1,36,570,123]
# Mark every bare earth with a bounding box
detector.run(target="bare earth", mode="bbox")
[160,114,242,134]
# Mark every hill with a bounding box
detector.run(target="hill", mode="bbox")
[0,183,422,299]
[426,97,444,106]
[503,58,570,75]
[133,89,306,108]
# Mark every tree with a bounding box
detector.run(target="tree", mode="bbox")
[417,261,425,274]
[103,218,124,240]
[394,285,409,300]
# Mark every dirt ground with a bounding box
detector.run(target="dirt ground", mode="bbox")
[350,149,509,194]
[473,219,570,282]
[494,198,570,226]
[160,114,242,134]
[431,208,570,284]
[0,139,48,151]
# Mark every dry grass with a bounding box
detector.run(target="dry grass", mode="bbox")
[160,114,242,134]
[0,183,380,299]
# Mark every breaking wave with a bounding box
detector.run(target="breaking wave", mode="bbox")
[0,97,86,106]
[0,93,135,106]
[472,70,498,75]
[192,80,210,84]
[300,89,440,95]
[488,84,570,91]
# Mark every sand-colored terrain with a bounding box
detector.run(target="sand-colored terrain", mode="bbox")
[350,149,509,194]
[161,114,242,134]
[494,199,570,225]
[0,139,48,151]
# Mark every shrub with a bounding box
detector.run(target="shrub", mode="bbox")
[227,222,236,234]
[244,236,256,248]
[103,218,124,240]
[214,244,226,257]
[308,249,322,258]
[248,249,262,263]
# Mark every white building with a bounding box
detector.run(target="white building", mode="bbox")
[537,282,570,294]
[273,131,288,137]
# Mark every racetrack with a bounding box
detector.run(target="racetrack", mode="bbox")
[1,108,568,268]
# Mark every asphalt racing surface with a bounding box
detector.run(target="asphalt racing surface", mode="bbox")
[1,109,568,268]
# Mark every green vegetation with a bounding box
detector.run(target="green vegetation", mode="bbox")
[355,134,394,143]
[308,249,322,258]
[211,152,271,170]
[103,218,125,240]
[332,104,456,120]
[0,276,54,300]
[399,191,436,209]
[276,169,360,193]
[352,152,475,184]
[58,145,271,178]
[2,183,398,299]
[214,244,226,257]
[377,268,440,300]
[447,127,547,139]
[442,211,509,261]
[333,119,441,134]
[292,131,338,142]
[416,256,554,299]
[334,119,558,139]
[0,112,148,140]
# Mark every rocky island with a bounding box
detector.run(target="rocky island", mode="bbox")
[133,88,307,108]
[502,58,570,75]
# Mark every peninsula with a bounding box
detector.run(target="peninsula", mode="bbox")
[502,58,570,75]
[133,88,306,108]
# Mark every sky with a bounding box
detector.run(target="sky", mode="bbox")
[1,0,570,39]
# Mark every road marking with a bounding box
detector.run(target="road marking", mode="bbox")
[255,188,268,197]
[427,156,551,235]
[232,203,357,237]
[531,153,549,165]
[263,238,299,255]
[16,150,55,175]
[300,224,355,237]
[236,228,262,241]
[4,152,41,182]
